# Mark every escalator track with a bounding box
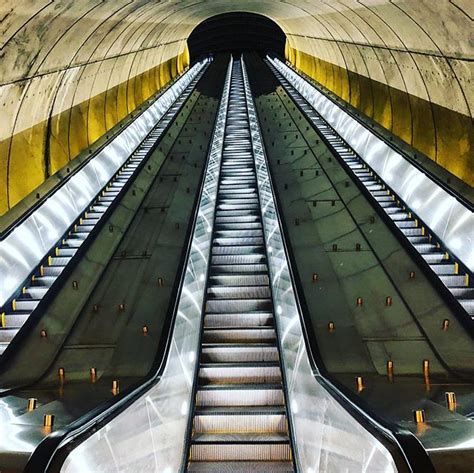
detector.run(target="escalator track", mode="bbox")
[186,59,294,472]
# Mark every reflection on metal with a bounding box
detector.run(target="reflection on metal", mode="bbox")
[268,56,474,320]
[241,58,398,473]
[422,359,430,378]
[43,414,54,428]
[59,57,233,473]
[414,410,426,424]
[0,58,210,309]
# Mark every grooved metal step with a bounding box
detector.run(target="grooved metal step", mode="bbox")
[196,384,285,406]
[201,345,279,363]
[188,461,293,472]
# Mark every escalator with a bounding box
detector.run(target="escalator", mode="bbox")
[3,51,469,472]
[266,56,473,323]
[186,59,293,471]
[40,56,410,473]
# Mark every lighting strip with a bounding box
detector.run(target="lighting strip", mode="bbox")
[267,56,473,320]
[0,59,210,352]
[241,58,400,473]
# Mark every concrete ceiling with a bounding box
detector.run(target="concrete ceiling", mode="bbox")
[0,0,472,215]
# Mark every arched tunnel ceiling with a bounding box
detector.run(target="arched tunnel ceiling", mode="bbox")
[0,0,472,216]
[188,12,286,60]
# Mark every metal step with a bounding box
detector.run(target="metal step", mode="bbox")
[202,327,276,343]
[193,406,287,433]
[206,299,273,313]
[201,345,279,363]
[208,274,269,286]
[189,433,291,462]
[196,384,285,407]
[199,362,282,385]
[187,461,293,472]
[207,285,271,299]
[204,311,273,327]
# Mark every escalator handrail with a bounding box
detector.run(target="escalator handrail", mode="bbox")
[242,54,435,473]
[22,57,236,473]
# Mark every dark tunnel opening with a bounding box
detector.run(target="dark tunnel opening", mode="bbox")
[188,12,286,63]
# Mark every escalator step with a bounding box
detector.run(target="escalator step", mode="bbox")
[202,327,276,343]
[201,344,279,363]
[187,461,293,473]
[193,407,287,434]
[206,299,272,313]
[211,254,266,265]
[199,362,282,384]
[204,311,273,327]
[196,384,284,406]
[190,435,291,462]
[207,285,271,299]
[208,275,269,286]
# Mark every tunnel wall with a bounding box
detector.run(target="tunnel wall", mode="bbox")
[0,50,189,216]
[0,1,472,217]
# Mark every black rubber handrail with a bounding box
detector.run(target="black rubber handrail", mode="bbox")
[244,52,435,473]
[22,57,227,473]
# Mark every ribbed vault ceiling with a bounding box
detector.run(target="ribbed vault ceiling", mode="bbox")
[0,0,472,215]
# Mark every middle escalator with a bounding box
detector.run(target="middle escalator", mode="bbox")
[186,59,294,472]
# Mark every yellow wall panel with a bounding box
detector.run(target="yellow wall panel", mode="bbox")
[105,83,120,132]
[49,110,71,176]
[8,121,47,208]
[0,140,10,216]
[408,94,436,162]
[68,101,90,159]
[87,88,108,146]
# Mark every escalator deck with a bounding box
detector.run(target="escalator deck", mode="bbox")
[187,60,294,472]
